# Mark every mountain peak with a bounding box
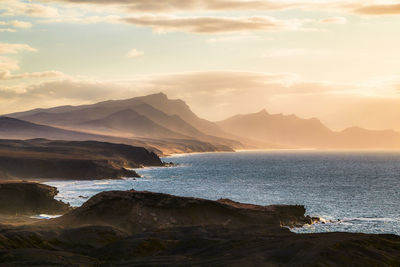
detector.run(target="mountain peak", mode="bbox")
[256,109,269,116]
[143,92,168,101]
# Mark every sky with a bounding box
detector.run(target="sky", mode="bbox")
[1,0,400,131]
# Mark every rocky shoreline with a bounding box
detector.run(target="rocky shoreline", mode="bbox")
[0,139,164,180]
[49,190,319,233]
[0,182,399,266]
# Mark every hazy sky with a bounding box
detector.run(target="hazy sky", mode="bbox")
[1,0,400,131]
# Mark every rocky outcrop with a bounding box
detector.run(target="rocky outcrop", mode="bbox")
[0,156,139,180]
[52,190,316,234]
[0,182,71,215]
[0,139,164,180]
[0,190,399,266]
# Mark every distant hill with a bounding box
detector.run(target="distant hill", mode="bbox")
[13,93,228,138]
[0,139,163,180]
[7,93,243,151]
[0,117,233,155]
[334,127,400,149]
[5,93,400,150]
[217,110,333,148]
[79,109,189,139]
[217,110,400,149]
[0,117,102,141]
[128,103,206,138]
[129,93,233,139]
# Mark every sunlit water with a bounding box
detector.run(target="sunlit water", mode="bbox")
[45,151,400,235]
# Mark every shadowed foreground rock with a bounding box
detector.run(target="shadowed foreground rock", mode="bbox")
[0,190,399,266]
[0,182,71,215]
[52,190,317,234]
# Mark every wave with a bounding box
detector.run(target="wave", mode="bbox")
[340,217,400,223]
[94,181,110,185]
[30,214,62,220]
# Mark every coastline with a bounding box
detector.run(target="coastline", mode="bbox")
[0,185,399,266]
[38,150,400,236]
[2,151,400,240]
[167,148,400,158]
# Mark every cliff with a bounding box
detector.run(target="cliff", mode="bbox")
[52,190,317,234]
[0,189,399,266]
[0,182,71,215]
[0,139,163,180]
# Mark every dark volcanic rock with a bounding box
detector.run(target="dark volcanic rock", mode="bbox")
[53,190,316,234]
[0,139,163,180]
[0,156,139,180]
[0,182,71,215]
[0,225,399,266]
[0,190,399,266]
[92,226,400,266]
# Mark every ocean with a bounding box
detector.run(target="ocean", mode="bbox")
[46,151,400,235]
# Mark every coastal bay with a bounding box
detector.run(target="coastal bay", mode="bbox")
[47,151,400,235]
[0,183,399,266]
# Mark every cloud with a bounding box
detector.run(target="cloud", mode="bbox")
[0,71,300,103]
[0,1,359,34]
[38,13,316,34]
[42,15,121,24]
[122,15,305,34]
[0,43,37,54]
[0,71,327,118]
[0,20,32,33]
[0,70,64,80]
[0,43,63,82]
[2,0,399,29]
[40,0,305,13]
[1,79,127,103]
[0,56,19,71]
[0,20,32,28]
[207,34,271,43]
[2,71,400,130]
[263,48,331,57]
[127,48,144,58]
[0,0,59,17]
[318,17,347,24]
[0,28,16,32]
[354,3,400,15]
[39,0,400,16]
[9,20,33,28]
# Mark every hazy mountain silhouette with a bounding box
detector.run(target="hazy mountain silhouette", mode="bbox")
[130,103,204,137]
[17,103,206,139]
[79,109,189,139]
[8,93,242,150]
[0,117,234,155]
[13,93,233,138]
[16,107,122,126]
[217,110,400,149]
[335,127,400,149]
[217,110,333,148]
[5,93,400,150]
[130,93,232,138]
[0,117,103,141]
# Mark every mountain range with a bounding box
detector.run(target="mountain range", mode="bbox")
[217,109,400,149]
[2,92,400,153]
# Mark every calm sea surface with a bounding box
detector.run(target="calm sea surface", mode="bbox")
[46,151,400,235]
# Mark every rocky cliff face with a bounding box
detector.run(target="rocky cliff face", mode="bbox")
[53,190,316,234]
[0,139,164,180]
[0,182,71,215]
[0,189,399,266]
[0,157,140,180]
